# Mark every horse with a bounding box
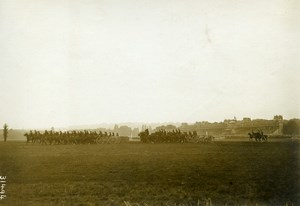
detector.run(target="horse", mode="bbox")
[24,133,34,144]
[262,134,268,141]
[248,130,267,142]
[248,132,255,141]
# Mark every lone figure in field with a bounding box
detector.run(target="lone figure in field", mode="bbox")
[3,123,8,142]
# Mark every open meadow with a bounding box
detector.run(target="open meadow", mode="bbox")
[0,141,299,206]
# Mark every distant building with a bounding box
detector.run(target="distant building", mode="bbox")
[273,115,283,121]
[178,115,284,136]
[118,126,132,137]
[242,117,251,122]
[273,115,283,135]
[132,128,139,137]
[155,125,177,132]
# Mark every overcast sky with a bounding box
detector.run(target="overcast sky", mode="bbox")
[0,0,299,129]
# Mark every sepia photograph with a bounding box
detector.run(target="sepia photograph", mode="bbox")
[0,0,299,205]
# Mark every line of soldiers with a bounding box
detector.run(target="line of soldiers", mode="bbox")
[24,130,121,145]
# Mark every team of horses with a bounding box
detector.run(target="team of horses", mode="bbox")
[248,130,268,142]
[139,129,215,143]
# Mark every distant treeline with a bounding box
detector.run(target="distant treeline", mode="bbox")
[283,119,300,135]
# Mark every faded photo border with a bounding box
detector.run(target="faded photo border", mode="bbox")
[0,0,299,205]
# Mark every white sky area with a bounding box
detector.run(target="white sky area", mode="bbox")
[0,0,299,129]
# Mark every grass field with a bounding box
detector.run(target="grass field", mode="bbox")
[0,141,299,206]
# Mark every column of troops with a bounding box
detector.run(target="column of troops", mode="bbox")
[24,130,129,144]
[24,129,267,144]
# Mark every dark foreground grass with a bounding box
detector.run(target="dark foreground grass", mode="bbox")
[0,141,299,206]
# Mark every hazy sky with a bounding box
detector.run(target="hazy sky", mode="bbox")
[0,0,299,129]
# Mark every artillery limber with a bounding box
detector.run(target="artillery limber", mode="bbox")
[95,136,129,144]
[187,135,215,143]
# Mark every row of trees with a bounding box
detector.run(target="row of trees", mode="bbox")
[283,119,300,135]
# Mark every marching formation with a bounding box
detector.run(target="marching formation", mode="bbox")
[24,130,128,144]
[23,129,268,144]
